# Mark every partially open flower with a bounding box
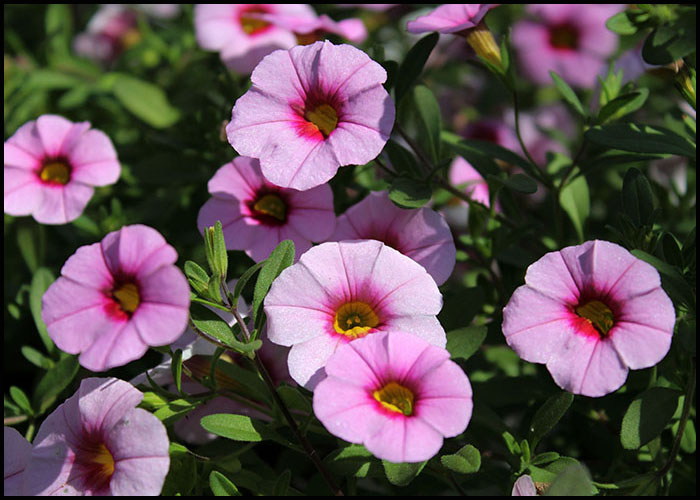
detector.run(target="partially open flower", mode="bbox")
[264,240,445,389]
[226,40,395,190]
[313,331,472,463]
[503,240,675,397]
[197,156,335,262]
[42,225,190,372]
[4,115,120,225]
[23,378,169,496]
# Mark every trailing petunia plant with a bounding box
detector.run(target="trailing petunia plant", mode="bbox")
[4,4,696,496]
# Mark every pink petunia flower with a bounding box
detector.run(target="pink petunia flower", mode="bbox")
[502,240,675,397]
[247,11,367,45]
[406,4,497,34]
[42,224,190,372]
[512,475,537,496]
[4,115,121,225]
[23,377,169,496]
[264,240,446,389]
[194,4,317,74]
[313,331,472,463]
[226,40,395,191]
[328,191,456,285]
[512,4,623,88]
[197,155,336,262]
[4,427,32,496]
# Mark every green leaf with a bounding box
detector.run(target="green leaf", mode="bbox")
[400,85,442,165]
[389,177,432,209]
[30,268,56,354]
[528,392,574,451]
[153,398,198,425]
[190,303,236,346]
[252,240,295,325]
[200,414,267,442]
[10,386,33,416]
[16,221,44,273]
[585,123,696,160]
[642,23,696,65]
[661,233,684,269]
[381,60,399,92]
[395,32,439,103]
[620,387,681,449]
[530,451,560,466]
[487,173,538,194]
[325,444,382,479]
[559,171,590,242]
[597,88,649,124]
[273,470,292,496]
[528,456,580,483]
[232,261,265,305]
[110,73,181,128]
[441,132,501,177]
[32,354,79,414]
[622,168,655,227]
[550,71,586,117]
[606,10,639,35]
[446,325,487,361]
[382,460,427,487]
[384,139,420,177]
[162,443,197,496]
[276,384,312,413]
[210,470,242,496]
[171,348,183,394]
[21,345,53,370]
[440,444,481,474]
[631,249,695,311]
[184,261,210,296]
[544,463,595,496]
[45,4,73,60]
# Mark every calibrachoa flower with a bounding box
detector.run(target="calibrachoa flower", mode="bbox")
[443,156,497,230]
[512,4,623,88]
[248,11,367,45]
[4,427,31,496]
[313,331,473,463]
[329,191,456,285]
[265,240,446,389]
[512,475,537,496]
[226,40,395,190]
[194,4,317,74]
[197,155,335,262]
[407,4,502,67]
[42,224,190,372]
[4,114,120,225]
[502,240,675,397]
[23,377,169,496]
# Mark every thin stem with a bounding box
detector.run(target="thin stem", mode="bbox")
[512,89,552,189]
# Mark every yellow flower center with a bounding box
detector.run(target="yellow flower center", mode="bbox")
[39,160,71,185]
[120,28,142,49]
[112,283,140,314]
[373,381,415,416]
[575,300,614,337]
[240,10,270,35]
[253,193,287,222]
[333,301,379,339]
[304,103,338,138]
[91,443,115,483]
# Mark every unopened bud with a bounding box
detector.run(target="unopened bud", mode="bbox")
[461,21,502,69]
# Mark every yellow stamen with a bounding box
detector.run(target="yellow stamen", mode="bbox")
[333,301,378,339]
[373,381,414,416]
[112,283,140,314]
[39,161,70,185]
[304,103,338,138]
[92,443,115,480]
[120,28,142,49]
[253,194,287,222]
[575,300,614,337]
[240,13,270,35]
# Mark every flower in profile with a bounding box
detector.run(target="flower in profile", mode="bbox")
[247,11,367,45]
[4,427,32,496]
[264,240,446,389]
[512,4,623,88]
[502,240,675,397]
[407,4,502,67]
[329,191,456,285]
[194,4,317,74]
[4,114,120,225]
[227,40,395,190]
[313,331,472,463]
[42,224,190,372]
[197,156,335,262]
[23,377,169,496]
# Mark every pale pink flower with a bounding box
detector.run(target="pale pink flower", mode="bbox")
[194,4,316,74]
[264,240,446,389]
[42,225,190,372]
[406,4,497,34]
[503,240,675,397]
[512,475,537,496]
[329,191,456,285]
[197,156,335,262]
[512,4,623,88]
[226,40,395,190]
[4,115,120,225]
[248,11,367,44]
[23,377,169,496]
[4,427,32,496]
[313,331,472,463]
